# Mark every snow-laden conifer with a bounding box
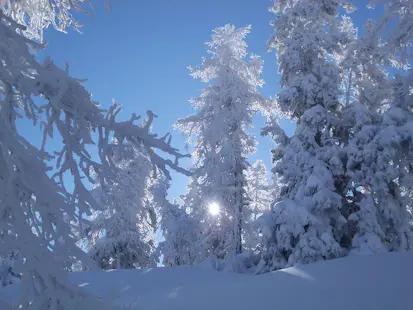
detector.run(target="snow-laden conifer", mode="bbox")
[176,24,267,260]
[258,0,351,271]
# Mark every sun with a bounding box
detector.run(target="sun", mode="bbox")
[208,202,220,216]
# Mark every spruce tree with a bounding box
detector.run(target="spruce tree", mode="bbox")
[259,0,352,271]
[343,0,413,254]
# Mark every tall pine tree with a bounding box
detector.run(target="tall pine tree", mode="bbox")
[176,24,267,261]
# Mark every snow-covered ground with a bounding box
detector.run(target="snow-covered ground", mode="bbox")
[2,252,413,309]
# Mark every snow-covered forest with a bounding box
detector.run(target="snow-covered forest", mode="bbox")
[1,0,413,309]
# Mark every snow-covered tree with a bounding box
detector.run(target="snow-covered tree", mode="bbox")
[175,24,267,261]
[244,160,272,251]
[342,11,397,254]
[87,143,157,270]
[341,0,413,254]
[158,200,198,266]
[246,160,272,221]
[258,0,352,272]
[258,0,413,271]
[345,75,413,254]
[145,168,199,267]
[269,172,281,201]
[0,4,188,309]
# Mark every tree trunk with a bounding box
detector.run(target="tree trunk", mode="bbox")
[234,167,243,255]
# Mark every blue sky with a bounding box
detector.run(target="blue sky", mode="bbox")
[32,0,374,200]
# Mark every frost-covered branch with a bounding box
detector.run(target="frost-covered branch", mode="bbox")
[0,6,188,309]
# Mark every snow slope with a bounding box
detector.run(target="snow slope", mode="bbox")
[2,252,413,309]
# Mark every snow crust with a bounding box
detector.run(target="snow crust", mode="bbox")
[2,252,412,309]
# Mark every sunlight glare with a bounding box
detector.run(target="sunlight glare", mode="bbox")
[208,202,220,216]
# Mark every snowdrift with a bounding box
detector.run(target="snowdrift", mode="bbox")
[1,252,413,309]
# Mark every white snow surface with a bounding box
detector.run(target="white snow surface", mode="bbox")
[2,252,413,309]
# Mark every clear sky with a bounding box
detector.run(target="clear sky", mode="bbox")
[33,0,374,200]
